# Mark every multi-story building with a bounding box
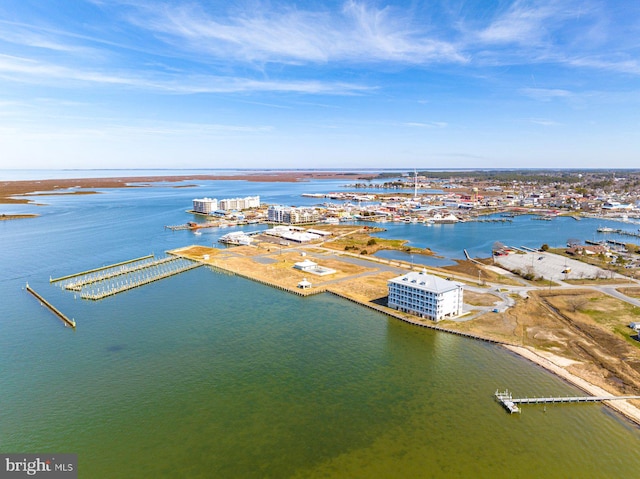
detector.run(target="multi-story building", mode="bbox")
[192,197,218,214]
[387,270,463,321]
[268,205,319,224]
[219,196,260,211]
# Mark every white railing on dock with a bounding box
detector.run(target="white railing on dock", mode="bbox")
[78,257,202,300]
[495,389,640,414]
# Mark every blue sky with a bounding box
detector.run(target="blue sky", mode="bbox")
[0,0,639,170]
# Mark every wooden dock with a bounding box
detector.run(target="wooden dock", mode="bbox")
[494,390,520,414]
[26,283,76,328]
[50,254,155,283]
[62,256,176,291]
[495,389,640,414]
[79,257,202,300]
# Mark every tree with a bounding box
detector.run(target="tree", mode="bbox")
[567,296,588,313]
[541,244,549,251]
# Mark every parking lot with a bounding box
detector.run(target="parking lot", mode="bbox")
[494,249,622,281]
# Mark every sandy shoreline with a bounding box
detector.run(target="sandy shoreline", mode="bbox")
[504,344,640,426]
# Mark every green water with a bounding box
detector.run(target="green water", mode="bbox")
[2,177,640,478]
[3,269,639,478]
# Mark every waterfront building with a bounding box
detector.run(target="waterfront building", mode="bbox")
[219,195,260,211]
[387,270,463,321]
[193,197,218,214]
[268,205,320,224]
[266,226,321,243]
[219,231,253,246]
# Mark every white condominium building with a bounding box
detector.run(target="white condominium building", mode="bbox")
[219,196,260,210]
[387,270,463,321]
[192,197,218,214]
[268,205,319,224]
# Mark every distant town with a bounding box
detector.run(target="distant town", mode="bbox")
[187,170,640,226]
[178,170,640,278]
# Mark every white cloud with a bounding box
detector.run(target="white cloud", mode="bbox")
[404,121,448,128]
[520,88,573,101]
[568,56,640,75]
[0,53,373,95]
[126,0,467,65]
[526,118,561,126]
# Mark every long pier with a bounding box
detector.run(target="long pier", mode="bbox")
[50,254,155,283]
[62,256,176,291]
[26,283,76,328]
[80,257,202,300]
[597,227,640,239]
[495,389,640,414]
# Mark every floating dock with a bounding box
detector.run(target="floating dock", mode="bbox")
[495,389,640,414]
[26,283,76,328]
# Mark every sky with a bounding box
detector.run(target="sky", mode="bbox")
[0,0,639,170]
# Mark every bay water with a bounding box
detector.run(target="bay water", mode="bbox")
[2,172,639,478]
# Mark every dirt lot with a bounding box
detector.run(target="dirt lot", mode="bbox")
[444,288,640,399]
[495,250,619,281]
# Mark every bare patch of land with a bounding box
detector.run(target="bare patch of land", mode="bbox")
[617,287,640,299]
[0,213,39,220]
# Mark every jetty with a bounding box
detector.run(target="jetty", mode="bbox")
[26,283,76,328]
[495,389,640,414]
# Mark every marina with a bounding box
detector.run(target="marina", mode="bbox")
[49,254,155,283]
[59,255,173,291]
[54,256,203,300]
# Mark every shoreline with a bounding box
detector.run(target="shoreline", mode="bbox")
[503,344,640,426]
[172,243,640,428]
[0,172,374,204]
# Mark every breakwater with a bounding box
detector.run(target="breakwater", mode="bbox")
[26,283,76,328]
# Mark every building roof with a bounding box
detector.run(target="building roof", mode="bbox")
[294,259,317,269]
[388,270,463,293]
